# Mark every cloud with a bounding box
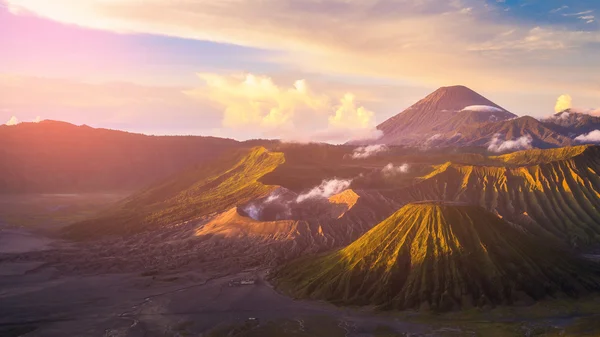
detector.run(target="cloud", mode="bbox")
[6,0,600,94]
[550,6,569,14]
[306,128,383,145]
[351,144,388,159]
[187,73,329,130]
[382,163,410,176]
[461,105,504,113]
[575,130,600,143]
[5,116,19,126]
[0,74,222,135]
[487,134,533,153]
[561,10,596,23]
[555,94,573,113]
[329,93,376,130]
[552,94,599,117]
[426,134,443,143]
[243,204,262,221]
[186,72,378,143]
[546,111,570,121]
[33,116,41,123]
[296,178,352,203]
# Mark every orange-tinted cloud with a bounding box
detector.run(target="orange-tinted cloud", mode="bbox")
[6,0,600,94]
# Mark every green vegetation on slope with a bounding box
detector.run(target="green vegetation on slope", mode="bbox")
[403,146,600,247]
[64,147,285,239]
[276,203,600,311]
[491,145,590,165]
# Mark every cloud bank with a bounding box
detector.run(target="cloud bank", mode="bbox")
[575,130,600,143]
[488,134,533,153]
[186,73,378,143]
[6,0,600,94]
[296,178,352,203]
[461,105,504,113]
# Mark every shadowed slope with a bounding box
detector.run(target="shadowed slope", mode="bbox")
[0,120,244,193]
[453,116,572,149]
[276,203,600,311]
[542,110,600,137]
[64,147,285,239]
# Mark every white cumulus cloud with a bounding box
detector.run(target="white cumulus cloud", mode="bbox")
[555,94,573,113]
[351,144,388,159]
[575,130,600,143]
[5,116,19,126]
[187,73,329,130]
[186,72,378,143]
[487,134,533,153]
[329,93,376,130]
[296,178,352,203]
[382,163,410,176]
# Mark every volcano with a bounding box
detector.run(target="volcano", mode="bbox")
[276,202,600,311]
[376,85,517,145]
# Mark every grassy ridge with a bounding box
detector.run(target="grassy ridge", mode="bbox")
[276,203,600,311]
[64,147,285,238]
[402,146,600,246]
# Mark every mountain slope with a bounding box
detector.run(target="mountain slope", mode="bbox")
[276,203,600,311]
[399,145,600,246]
[64,147,285,238]
[542,110,600,138]
[450,116,573,149]
[0,120,244,193]
[376,85,516,145]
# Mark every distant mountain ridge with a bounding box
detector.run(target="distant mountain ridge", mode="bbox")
[369,86,599,150]
[0,120,270,193]
[542,110,600,137]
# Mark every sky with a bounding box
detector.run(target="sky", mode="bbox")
[0,0,599,142]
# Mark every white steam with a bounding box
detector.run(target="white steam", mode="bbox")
[243,204,262,220]
[426,134,442,143]
[461,105,504,113]
[296,178,352,203]
[487,134,533,153]
[351,144,388,159]
[575,130,600,143]
[242,189,288,220]
[382,163,410,176]
[5,116,19,126]
[555,94,572,113]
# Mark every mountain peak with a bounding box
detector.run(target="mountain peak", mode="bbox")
[435,84,476,94]
[417,85,501,112]
[374,86,517,145]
